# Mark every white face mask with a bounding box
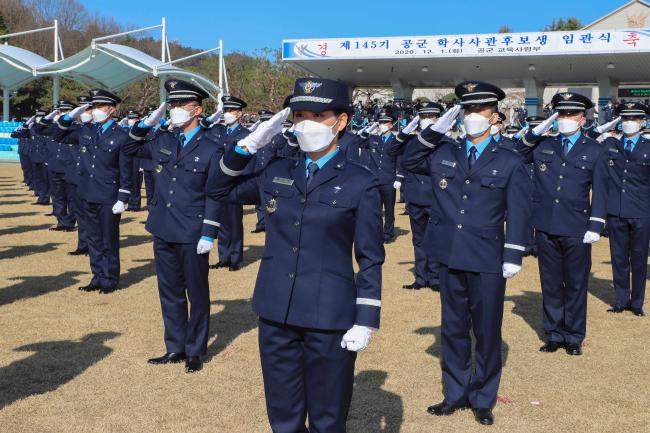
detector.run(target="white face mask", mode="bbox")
[293,118,340,153]
[490,125,500,136]
[169,107,195,127]
[463,113,491,137]
[379,124,391,134]
[92,108,111,124]
[557,118,581,135]
[419,118,435,130]
[80,112,93,124]
[223,112,238,125]
[622,120,642,135]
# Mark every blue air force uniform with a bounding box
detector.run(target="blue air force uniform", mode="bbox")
[596,102,650,316]
[52,89,133,292]
[359,110,399,242]
[12,113,50,204]
[517,92,608,349]
[125,80,220,361]
[388,102,444,289]
[207,78,384,433]
[402,82,530,412]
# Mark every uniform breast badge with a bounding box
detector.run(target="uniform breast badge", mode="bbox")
[266,198,277,214]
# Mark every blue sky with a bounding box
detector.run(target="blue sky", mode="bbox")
[81,0,627,54]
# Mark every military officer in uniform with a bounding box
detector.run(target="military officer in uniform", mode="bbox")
[490,112,515,149]
[125,79,220,373]
[517,92,608,355]
[403,81,530,426]
[208,95,250,271]
[591,102,650,317]
[207,78,384,433]
[51,89,134,294]
[12,108,51,205]
[388,102,443,290]
[359,109,399,243]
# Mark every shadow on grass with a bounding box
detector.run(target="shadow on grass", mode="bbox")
[0,271,85,307]
[0,243,62,260]
[0,332,119,410]
[348,370,404,433]
[205,299,257,361]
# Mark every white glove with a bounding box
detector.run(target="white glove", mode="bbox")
[595,116,621,134]
[502,262,522,279]
[119,117,128,127]
[207,110,223,124]
[583,231,601,244]
[514,126,529,139]
[393,181,402,190]
[238,107,290,154]
[402,115,420,134]
[111,200,125,215]
[25,115,36,126]
[44,109,60,121]
[196,238,213,255]
[69,104,91,120]
[143,102,167,127]
[341,325,373,352]
[430,105,461,134]
[532,112,559,136]
[248,120,261,132]
[366,122,379,135]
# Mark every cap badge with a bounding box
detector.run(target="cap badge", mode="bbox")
[91,90,99,96]
[169,81,178,89]
[561,93,573,100]
[627,103,636,108]
[301,81,322,94]
[464,83,478,92]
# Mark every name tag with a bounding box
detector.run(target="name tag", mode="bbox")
[608,148,619,153]
[82,135,92,140]
[272,177,294,186]
[160,148,172,155]
[542,149,554,155]
[441,160,457,168]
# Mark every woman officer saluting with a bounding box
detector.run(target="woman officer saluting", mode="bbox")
[207,78,384,433]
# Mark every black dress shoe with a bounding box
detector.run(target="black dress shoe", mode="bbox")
[632,309,645,317]
[384,237,396,244]
[250,227,265,233]
[539,341,563,353]
[68,249,88,256]
[49,226,64,231]
[185,356,203,373]
[61,227,76,232]
[99,286,119,294]
[427,401,469,416]
[473,408,494,425]
[565,343,582,356]
[229,263,242,271]
[210,261,230,269]
[402,282,423,290]
[607,306,627,313]
[79,284,100,292]
[429,284,440,292]
[148,352,187,365]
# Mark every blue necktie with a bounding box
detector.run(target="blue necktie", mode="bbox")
[178,134,186,153]
[468,146,477,169]
[307,162,319,186]
[562,138,571,155]
[625,139,633,155]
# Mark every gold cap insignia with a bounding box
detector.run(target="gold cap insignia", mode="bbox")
[627,102,636,108]
[91,90,99,96]
[169,81,178,89]
[301,80,322,94]
[561,93,573,100]
[464,83,478,92]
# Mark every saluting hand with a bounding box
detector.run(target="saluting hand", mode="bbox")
[69,104,91,120]
[595,116,621,134]
[531,112,559,136]
[239,107,290,154]
[402,115,420,135]
[24,115,36,126]
[44,109,60,121]
[341,325,373,352]
[143,102,167,127]
[207,109,223,124]
[430,105,461,134]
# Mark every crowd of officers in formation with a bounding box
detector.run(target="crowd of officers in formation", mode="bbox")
[10,75,650,431]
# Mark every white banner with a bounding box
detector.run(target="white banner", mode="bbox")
[283,29,650,60]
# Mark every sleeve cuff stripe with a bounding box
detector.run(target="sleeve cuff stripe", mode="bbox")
[522,134,535,148]
[118,189,131,194]
[57,123,69,131]
[128,130,146,141]
[203,219,220,227]
[220,157,244,177]
[590,217,606,223]
[504,243,526,251]
[418,133,436,149]
[357,298,381,307]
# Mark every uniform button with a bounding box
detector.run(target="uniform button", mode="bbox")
[76,163,79,166]
[622,189,626,193]
[331,200,337,205]
[559,175,564,179]
[556,186,561,191]
[554,199,559,203]
[172,177,177,181]
[626,160,629,163]
[169,190,174,194]
[90,174,94,178]
[294,221,300,227]
[300,198,306,203]
[562,162,566,166]
[173,165,178,169]
[622,179,626,183]
[462,194,468,200]
[288,273,295,279]
[460,209,465,214]
[465,179,471,184]
[457,224,463,229]
[292,247,298,253]
[624,169,627,173]
[91,164,95,168]
[166,203,171,207]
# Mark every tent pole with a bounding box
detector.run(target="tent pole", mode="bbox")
[52,20,60,106]
[2,88,10,121]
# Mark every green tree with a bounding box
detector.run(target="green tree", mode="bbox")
[543,17,582,31]
[498,25,512,33]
